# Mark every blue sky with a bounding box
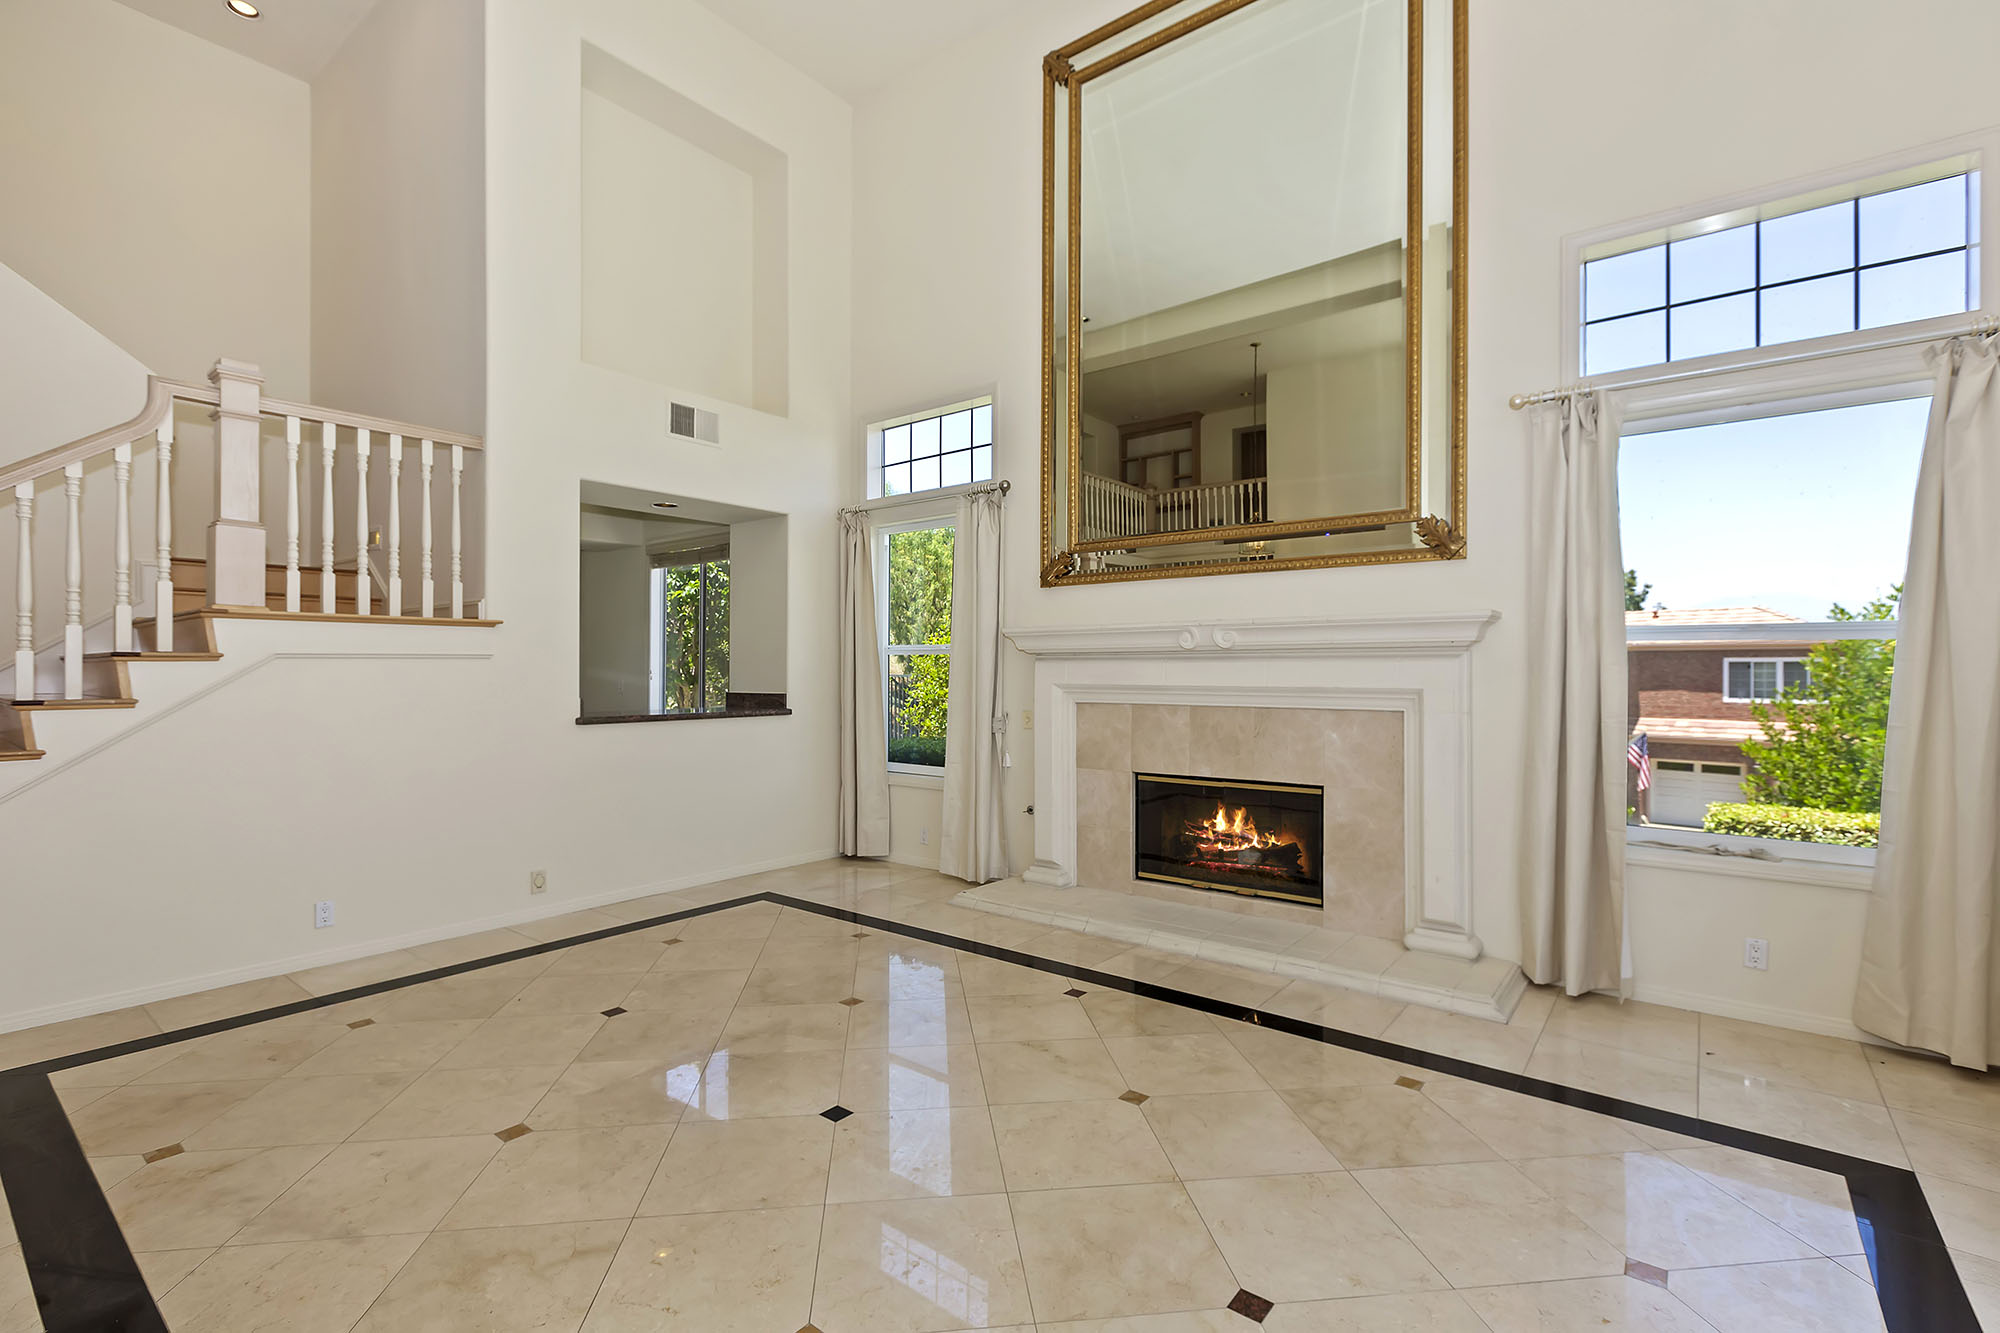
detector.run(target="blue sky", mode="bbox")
[1619,397,1928,620]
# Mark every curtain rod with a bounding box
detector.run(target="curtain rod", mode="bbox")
[1508,314,2000,410]
[840,479,1009,516]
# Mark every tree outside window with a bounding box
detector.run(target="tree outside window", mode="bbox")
[884,525,953,768]
[658,556,729,713]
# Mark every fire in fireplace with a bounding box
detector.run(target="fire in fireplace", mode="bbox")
[1133,773,1324,905]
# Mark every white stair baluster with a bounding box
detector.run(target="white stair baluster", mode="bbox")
[450,444,464,619]
[284,416,301,612]
[62,463,83,699]
[154,419,174,653]
[113,443,133,653]
[419,440,435,618]
[385,435,402,616]
[320,422,336,614]
[12,483,32,701]
[354,428,371,617]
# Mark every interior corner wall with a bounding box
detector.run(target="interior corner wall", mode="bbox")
[0,0,312,399]
[579,546,653,715]
[727,516,790,695]
[311,0,487,435]
[849,0,2000,1033]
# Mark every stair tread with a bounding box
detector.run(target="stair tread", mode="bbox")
[0,749,45,761]
[83,651,224,662]
[7,695,137,709]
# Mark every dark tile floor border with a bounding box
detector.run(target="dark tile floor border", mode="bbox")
[0,888,1977,1332]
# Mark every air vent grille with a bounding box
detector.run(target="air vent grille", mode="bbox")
[668,402,721,445]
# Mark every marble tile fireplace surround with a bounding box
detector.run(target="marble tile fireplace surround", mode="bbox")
[964,613,1528,1022]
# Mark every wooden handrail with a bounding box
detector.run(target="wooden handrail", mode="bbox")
[0,377,177,492]
[259,397,484,451]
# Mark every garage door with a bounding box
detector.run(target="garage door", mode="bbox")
[1649,761,1745,829]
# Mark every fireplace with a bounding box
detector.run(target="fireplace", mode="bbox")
[1133,772,1324,905]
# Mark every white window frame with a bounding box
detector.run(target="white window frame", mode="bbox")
[863,392,997,502]
[877,510,956,785]
[1721,656,1813,703]
[1563,131,1999,394]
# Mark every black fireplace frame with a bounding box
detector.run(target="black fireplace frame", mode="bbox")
[1132,771,1325,906]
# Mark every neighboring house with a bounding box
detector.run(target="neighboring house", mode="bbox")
[1626,607,1820,828]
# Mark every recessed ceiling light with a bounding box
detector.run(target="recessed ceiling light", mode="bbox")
[225,0,261,18]
[651,501,679,510]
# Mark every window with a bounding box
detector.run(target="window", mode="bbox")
[878,399,994,498]
[1583,169,1979,375]
[1723,658,1813,702]
[653,552,729,713]
[882,523,954,769]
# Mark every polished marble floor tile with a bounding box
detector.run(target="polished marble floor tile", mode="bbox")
[182,1071,417,1150]
[357,1220,623,1332]
[441,1123,671,1228]
[1523,1033,1700,1116]
[1219,1021,1417,1090]
[844,993,976,1048]
[840,1043,989,1111]
[1417,1076,1648,1160]
[1279,1084,1498,1169]
[989,1098,1177,1190]
[348,1064,562,1140]
[975,1037,1130,1104]
[1698,1068,1907,1166]
[1668,1255,1888,1332]
[1077,990,1220,1038]
[1101,1032,1266,1095]
[284,1018,486,1077]
[1666,1143,1865,1257]
[1538,992,1701,1065]
[825,1107,1005,1202]
[106,1144,334,1250]
[1185,1170,1448,1301]
[965,991,1098,1042]
[812,1194,1038,1332]
[570,1010,723,1066]
[1699,1014,1882,1103]
[141,975,318,1034]
[1352,1159,1627,1287]
[617,968,746,1014]
[1009,1182,1239,1323]
[434,1013,606,1070]
[157,1233,423,1332]
[678,1048,846,1120]
[503,972,648,1017]
[527,1058,695,1129]
[1921,1172,2000,1263]
[1892,1106,2000,1192]
[1516,1150,1819,1269]
[232,1135,501,1242]
[1869,1048,2000,1128]
[639,1114,832,1214]
[1459,1273,1716,1332]
[66,1080,268,1156]
[1141,1089,1340,1179]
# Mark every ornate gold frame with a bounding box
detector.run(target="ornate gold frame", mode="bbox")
[1040,0,1468,586]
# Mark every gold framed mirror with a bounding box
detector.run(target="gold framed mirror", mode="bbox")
[1040,0,1466,585]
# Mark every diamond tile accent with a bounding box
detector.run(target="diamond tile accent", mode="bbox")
[820,1105,854,1122]
[600,1007,628,1017]
[142,1143,184,1164]
[347,1018,375,1029]
[1227,1287,1275,1322]
[1625,1257,1671,1289]
[1064,988,1087,997]
[495,1123,532,1143]
[662,938,683,946]
[1395,1075,1425,1091]
[1119,1090,1150,1105]
[838,997,865,1007]
[797,1325,824,1333]
[851,932,870,940]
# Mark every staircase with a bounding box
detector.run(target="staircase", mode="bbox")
[3,358,494,764]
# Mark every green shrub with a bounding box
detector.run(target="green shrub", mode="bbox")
[1703,802,1879,848]
[888,735,946,768]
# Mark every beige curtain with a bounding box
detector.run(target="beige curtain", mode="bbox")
[1855,336,2000,1070]
[1519,392,1628,995]
[939,488,1009,882]
[836,511,891,857]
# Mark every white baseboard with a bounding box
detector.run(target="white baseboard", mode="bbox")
[0,846,837,1038]
[1627,981,1889,1047]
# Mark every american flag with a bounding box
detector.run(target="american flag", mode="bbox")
[1628,732,1651,791]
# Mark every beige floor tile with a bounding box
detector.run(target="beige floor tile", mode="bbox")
[1036,1312,1244,1333]
[1281,1084,1497,1169]
[1698,1069,1906,1165]
[1868,1049,2000,1128]
[1380,1005,1541,1073]
[184,1072,417,1149]
[500,971,646,1016]
[1893,1107,2000,1192]
[715,1001,852,1055]
[850,946,963,1002]
[440,1123,671,1228]
[570,1009,724,1066]
[1352,1160,1627,1287]
[1011,929,1138,970]
[47,1042,190,1091]
[583,1205,820,1333]
[976,1038,1130,1103]
[1699,1015,1882,1103]
[845,993,976,1048]
[617,968,747,1013]
[1187,1171,1449,1302]
[157,1234,424,1332]
[1260,979,1408,1038]
[1953,1249,2000,1327]
[435,1013,604,1070]
[543,935,671,976]
[771,905,868,938]
[840,1044,989,1111]
[509,909,626,944]
[106,1145,333,1250]
[55,1085,113,1112]
[1668,1144,1865,1256]
[284,1019,485,1077]
[738,958,860,1006]
[1668,1256,1888,1333]
[1922,1173,2000,1263]
[1540,993,1701,1064]
[815,1193,1035,1330]
[1837,1252,1877,1284]
[1419,1077,1648,1160]
[668,903,781,939]
[87,1154,148,1192]
[1140,1089,1341,1179]
[1517,1151,1817,1269]
[349,1065,562,1140]
[638,1114,832,1214]
[233,1136,501,1242]
[966,991,1097,1042]
[0,1245,37,1333]
[289,950,428,997]
[367,977,534,1023]
[1101,1032,1266,1095]
[648,937,766,972]
[404,927,546,968]
[990,1099,1177,1190]
[827,1106,1006,1202]
[528,1058,696,1129]
[354,1220,625,1333]
[0,1006,160,1072]
[1152,960,1287,1009]
[130,1245,213,1298]
[1078,990,1220,1038]
[677,1048,845,1120]
[1258,1292,1491,1331]
[754,937,862,972]
[1460,1275,1716,1332]
[118,1021,339,1085]
[957,953,1076,997]
[1525,1034,1700,1115]
[1219,1022,1418,1090]
[143,976,318,1032]
[66,1080,268,1155]
[1009,1182,1240,1322]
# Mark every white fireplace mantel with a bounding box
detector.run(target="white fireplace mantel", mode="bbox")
[1005,611,1501,961]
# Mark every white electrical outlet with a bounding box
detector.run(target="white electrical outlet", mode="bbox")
[920,827,930,846]
[1743,937,1770,971]
[314,900,336,930]
[529,869,548,895]
[1023,709,1034,731]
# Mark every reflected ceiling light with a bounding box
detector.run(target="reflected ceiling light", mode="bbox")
[224,0,262,16]
[651,501,680,509]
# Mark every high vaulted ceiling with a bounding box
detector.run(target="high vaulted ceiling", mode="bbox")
[111,0,385,81]
[691,0,1004,101]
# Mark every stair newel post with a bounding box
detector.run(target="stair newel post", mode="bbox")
[449,444,464,619]
[154,418,174,652]
[205,359,267,610]
[284,415,301,613]
[386,435,403,616]
[419,440,435,619]
[320,421,337,615]
[355,429,371,617]
[12,483,32,701]
[62,462,83,699]
[113,443,134,654]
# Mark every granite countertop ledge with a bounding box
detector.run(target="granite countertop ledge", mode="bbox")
[577,692,790,725]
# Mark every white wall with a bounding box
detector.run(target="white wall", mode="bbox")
[727,515,790,696]
[0,0,313,398]
[579,545,653,714]
[849,0,2000,1033]
[311,0,487,435]
[0,0,852,1032]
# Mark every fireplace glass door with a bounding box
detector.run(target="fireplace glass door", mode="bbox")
[1133,773,1324,905]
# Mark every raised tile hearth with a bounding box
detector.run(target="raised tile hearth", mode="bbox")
[953,880,1529,1023]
